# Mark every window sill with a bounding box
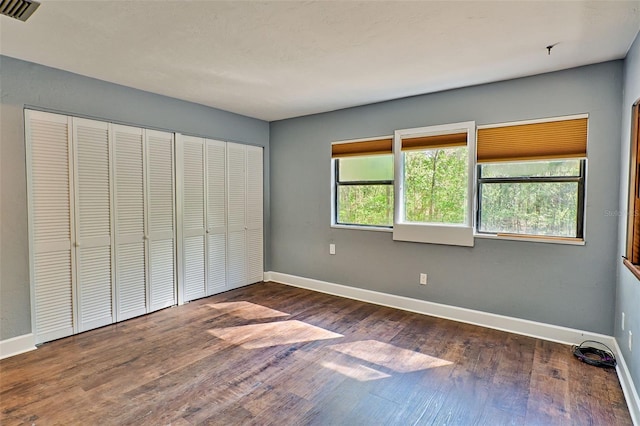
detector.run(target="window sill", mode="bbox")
[474,233,585,246]
[393,223,474,247]
[623,258,640,281]
[331,224,392,233]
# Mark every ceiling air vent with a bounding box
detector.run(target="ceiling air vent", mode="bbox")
[0,0,40,22]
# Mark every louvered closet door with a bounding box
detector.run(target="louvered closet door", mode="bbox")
[227,142,247,289]
[180,135,206,301]
[73,118,114,332]
[113,124,147,321]
[26,111,76,344]
[206,139,227,295]
[146,130,176,311]
[246,146,264,284]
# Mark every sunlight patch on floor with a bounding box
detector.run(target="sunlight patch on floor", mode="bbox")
[205,301,290,320]
[208,320,342,349]
[320,360,391,382]
[328,340,452,373]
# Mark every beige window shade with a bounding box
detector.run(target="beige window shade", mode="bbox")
[401,132,467,151]
[332,138,392,158]
[477,117,587,163]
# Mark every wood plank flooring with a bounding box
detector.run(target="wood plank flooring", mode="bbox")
[0,282,631,425]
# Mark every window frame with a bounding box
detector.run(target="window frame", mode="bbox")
[476,159,586,240]
[330,136,395,231]
[392,121,476,247]
[624,99,640,278]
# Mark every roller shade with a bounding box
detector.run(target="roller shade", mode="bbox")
[332,138,392,158]
[477,117,587,163]
[401,132,467,151]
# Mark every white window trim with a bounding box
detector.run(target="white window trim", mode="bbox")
[392,121,476,247]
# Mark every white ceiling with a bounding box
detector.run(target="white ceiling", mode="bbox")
[1,1,639,121]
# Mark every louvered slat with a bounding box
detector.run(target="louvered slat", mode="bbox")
[75,122,111,240]
[182,137,205,231]
[30,118,71,245]
[150,240,175,311]
[227,230,246,289]
[33,251,74,343]
[184,236,205,300]
[246,146,263,228]
[116,242,146,320]
[208,234,226,294]
[207,140,226,229]
[247,228,263,284]
[227,143,246,230]
[147,132,175,234]
[77,246,113,331]
[114,127,144,236]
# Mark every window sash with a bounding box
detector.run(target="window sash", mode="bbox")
[476,160,585,238]
[333,158,394,228]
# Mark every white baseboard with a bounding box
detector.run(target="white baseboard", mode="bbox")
[0,333,36,360]
[264,271,613,346]
[265,271,639,425]
[614,340,640,425]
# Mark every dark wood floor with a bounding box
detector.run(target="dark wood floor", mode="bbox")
[0,282,631,425]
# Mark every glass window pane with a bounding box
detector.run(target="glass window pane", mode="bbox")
[337,184,393,226]
[480,160,581,178]
[403,147,467,224]
[338,155,393,182]
[479,182,578,237]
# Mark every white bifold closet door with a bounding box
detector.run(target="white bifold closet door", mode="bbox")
[178,136,228,302]
[27,111,178,344]
[226,143,247,289]
[113,125,146,321]
[246,145,264,284]
[146,130,177,312]
[227,142,264,290]
[113,125,177,318]
[26,111,76,344]
[179,135,207,302]
[206,139,227,295]
[73,118,114,332]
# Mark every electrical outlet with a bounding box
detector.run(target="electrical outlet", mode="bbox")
[629,331,633,352]
[329,244,336,255]
[419,273,427,285]
[622,312,625,331]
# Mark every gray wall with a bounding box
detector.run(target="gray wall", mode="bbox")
[270,61,623,335]
[0,55,270,341]
[616,30,640,396]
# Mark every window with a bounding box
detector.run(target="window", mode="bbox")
[332,137,394,228]
[476,115,588,241]
[393,122,476,246]
[625,100,640,275]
